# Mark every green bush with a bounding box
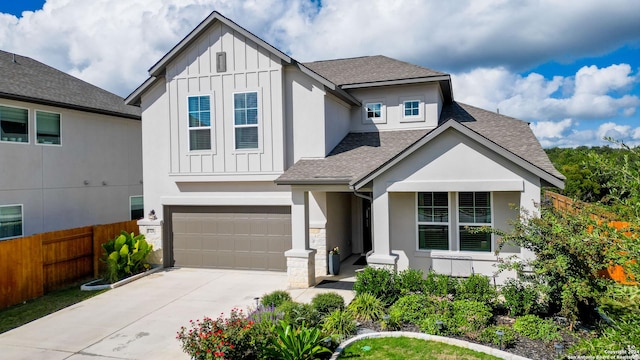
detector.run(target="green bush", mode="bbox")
[347,293,385,322]
[478,325,518,348]
[388,294,438,325]
[380,310,402,331]
[311,292,344,316]
[456,274,497,305]
[264,320,331,360]
[450,300,492,336]
[419,314,453,336]
[277,301,321,328]
[500,278,542,316]
[101,231,152,283]
[513,315,561,343]
[261,290,292,308]
[322,309,356,341]
[424,271,458,297]
[396,268,425,295]
[353,267,399,306]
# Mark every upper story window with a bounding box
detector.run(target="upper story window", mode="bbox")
[366,103,382,119]
[188,95,212,151]
[418,192,449,250]
[233,92,259,150]
[404,100,420,117]
[0,204,23,240]
[458,192,492,252]
[36,111,61,145]
[130,195,144,220]
[0,105,28,143]
[363,101,386,124]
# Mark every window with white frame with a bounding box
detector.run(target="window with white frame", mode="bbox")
[188,95,212,151]
[458,192,492,252]
[0,105,28,143]
[36,111,61,145]
[365,102,382,119]
[417,192,449,250]
[0,204,23,240]
[233,92,259,150]
[403,100,420,117]
[130,196,144,220]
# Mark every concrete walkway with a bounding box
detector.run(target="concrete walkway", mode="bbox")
[0,267,356,360]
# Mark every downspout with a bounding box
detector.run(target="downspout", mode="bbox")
[351,185,374,257]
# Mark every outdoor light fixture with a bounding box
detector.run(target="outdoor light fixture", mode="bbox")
[554,343,564,356]
[496,330,504,350]
[254,297,260,308]
[435,320,443,331]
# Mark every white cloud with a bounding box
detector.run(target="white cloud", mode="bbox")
[530,119,573,139]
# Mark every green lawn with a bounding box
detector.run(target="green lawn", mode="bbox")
[0,284,107,334]
[339,336,501,360]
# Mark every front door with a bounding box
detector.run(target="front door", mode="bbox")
[362,198,372,254]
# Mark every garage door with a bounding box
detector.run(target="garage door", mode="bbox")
[171,206,290,271]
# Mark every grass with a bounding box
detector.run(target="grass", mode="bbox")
[338,337,502,360]
[0,283,107,334]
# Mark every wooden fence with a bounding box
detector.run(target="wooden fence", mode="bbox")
[0,219,139,309]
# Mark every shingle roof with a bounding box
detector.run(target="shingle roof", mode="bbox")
[276,101,564,186]
[303,55,447,87]
[0,50,140,119]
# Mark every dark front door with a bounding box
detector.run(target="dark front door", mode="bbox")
[362,198,372,253]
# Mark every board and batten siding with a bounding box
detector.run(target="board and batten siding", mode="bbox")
[165,22,285,176]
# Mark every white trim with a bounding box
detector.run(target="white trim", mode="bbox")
[231,89,263,153]
[362,100,386,124]
[169,172,282,182]
[160,194,292,206]
[0,203,24,240]
[340,75,451,89]
[35,110,62,146]
[186,93,215,153]
[0,103,30,145]
[387,180,524,192]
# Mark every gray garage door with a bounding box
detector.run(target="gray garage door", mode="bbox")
[171,206,290,271]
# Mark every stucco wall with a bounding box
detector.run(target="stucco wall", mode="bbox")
[0,98,142,236]
[326,192,352,261]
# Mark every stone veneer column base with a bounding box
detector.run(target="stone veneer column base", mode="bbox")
[309,228,327,276]
[284,249,317,288]
[366,253,399,271]
[137,219,164,265]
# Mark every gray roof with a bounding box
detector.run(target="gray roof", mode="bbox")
[276,101,564,186]
[303,55,447,86]
[0,50,140,119]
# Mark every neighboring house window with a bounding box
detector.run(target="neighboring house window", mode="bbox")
[417,192,449,250]
[188,95,211,151]
[404,100,420,117]
[0,105,28,143]
[366,103,382,119]
[130,196,144,220]
[0,204,23,240]
[233,92,259,150]
[36,111,61,145]
[458,192,492,252]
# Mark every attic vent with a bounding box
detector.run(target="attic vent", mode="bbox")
[216,52,226,73]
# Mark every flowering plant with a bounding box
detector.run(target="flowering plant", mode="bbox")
[176,308,256,360]
[329,246,340,255]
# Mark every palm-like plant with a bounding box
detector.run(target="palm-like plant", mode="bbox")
[264,320,331,360]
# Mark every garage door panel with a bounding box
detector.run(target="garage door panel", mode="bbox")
[251,239,268,252]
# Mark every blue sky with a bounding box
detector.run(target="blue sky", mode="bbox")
[1,0,639,148]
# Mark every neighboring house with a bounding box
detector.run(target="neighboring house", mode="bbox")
[0,50,143,240]
[126,11,564,288]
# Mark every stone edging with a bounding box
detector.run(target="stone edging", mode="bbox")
[80,265,163,291]
[329,331,531,360]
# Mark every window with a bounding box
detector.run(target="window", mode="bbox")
[188,95,211,151]
[130,196,144,220]
[458,192,492,252]
[0,205,23,240]
[417,192,449,250]
[233,92,259,150]
[365,103,382,119]
[404,100,420,117]
[36,111,61,145]
[0,105,28,143]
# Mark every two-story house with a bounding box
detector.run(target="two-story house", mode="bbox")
[126,11,564,288]
[0,50,142,240]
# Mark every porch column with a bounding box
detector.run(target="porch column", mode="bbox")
[519,178,541,261]
[367,185,398,269]
[285,189,317,288]
[309,192,328,276]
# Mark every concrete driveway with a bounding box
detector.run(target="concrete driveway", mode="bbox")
[0,268,355,360]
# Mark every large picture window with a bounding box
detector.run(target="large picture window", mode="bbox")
[458,192,492,252]
[188,95,212,151]
[0,204,23,240]
[36,111,61,145]
[233,92,259,150]
[0,105,28,143]
[417,192,449,250]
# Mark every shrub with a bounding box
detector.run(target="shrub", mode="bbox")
[478,325,518,348]
[264,320,331,360]
[322,309,356,341]
[424,271,458,297]
[101,231,152,283]
[261,290,292,308]
[353,267,399,306]
[388,294,438,325]
[396,268,425,295]
[347,293,385,322]
[380,310,402,331]
[311,292,344,316]
[513,315,561,343]
[456,274,497,305]
[450,300,492,336]
[277,301,321,328]
[419,314,453,336]
[500,278,542,316]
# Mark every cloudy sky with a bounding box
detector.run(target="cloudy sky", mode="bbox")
[1,0,639,148]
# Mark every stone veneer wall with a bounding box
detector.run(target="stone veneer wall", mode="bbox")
[137,219,163,265]
[310,227,327,276]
